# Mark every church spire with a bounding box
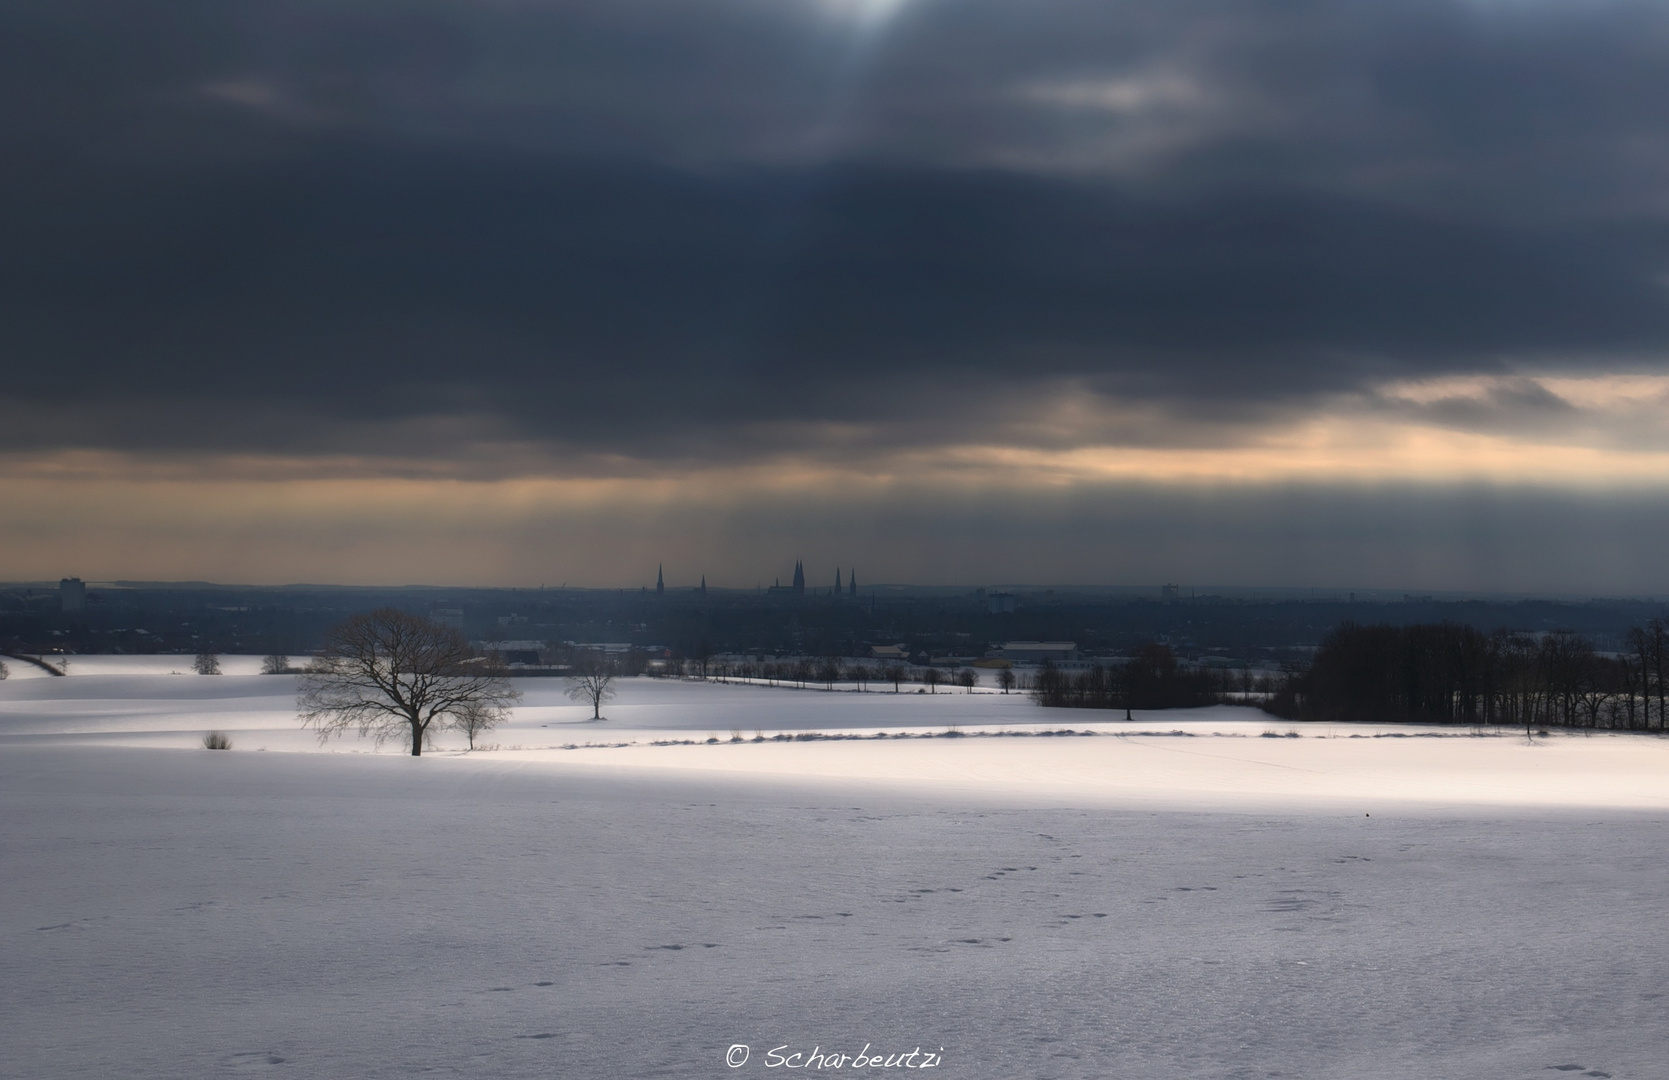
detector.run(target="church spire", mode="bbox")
[835,567,842,592]
[656,564,664,597]
[849,568,857,597]
[792,559,805,597]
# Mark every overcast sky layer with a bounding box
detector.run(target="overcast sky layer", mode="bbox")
[4,0,1669,589]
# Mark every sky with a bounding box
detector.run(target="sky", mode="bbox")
[4,0,1669,592]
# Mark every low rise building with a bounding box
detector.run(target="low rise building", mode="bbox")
[989,641,1078,664]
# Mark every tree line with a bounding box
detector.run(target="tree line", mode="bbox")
[667,656,1007,693]
[1264,619,1669,734]
[1028,644,1235,713]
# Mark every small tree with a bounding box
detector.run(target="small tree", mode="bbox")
[882,664,906,693]
[922,667,943,694]
[0,658,9,681]
[566,651,617,720]
[194,652,222,675]
[997,667,1016,694]
[452,700,506,750]
[818,657,843,690]
[956,668,978,694]
[261,654,293,675]
[299,609,521,756]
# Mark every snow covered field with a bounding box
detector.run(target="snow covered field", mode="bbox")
[4,661,1667,1079]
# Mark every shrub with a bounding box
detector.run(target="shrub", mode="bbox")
[203,731,233,750]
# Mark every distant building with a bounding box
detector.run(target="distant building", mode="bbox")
[477,639,548,666]
[848,569,857,598]
[987,591,1016,614]
[430,604,464,628]
[59,577,85,615]
[767,560,808,598]
[656,564,665,598]
[869,644,910,661]
[570,641,637,654]
[1161,583,1180,599]
[990,641,1077,664]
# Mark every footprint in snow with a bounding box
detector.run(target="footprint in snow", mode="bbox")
[34,917,107,932]
[225,1051,287,1069]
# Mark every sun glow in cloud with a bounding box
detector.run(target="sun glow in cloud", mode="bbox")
[8,365,1669,588]
[1380,372,1669,410]
[817,0,913,29]
[9,371,1669,491]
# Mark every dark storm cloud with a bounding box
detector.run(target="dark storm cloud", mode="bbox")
[4,0,1669,467]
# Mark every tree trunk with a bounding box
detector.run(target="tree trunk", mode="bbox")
[411,719,423,756]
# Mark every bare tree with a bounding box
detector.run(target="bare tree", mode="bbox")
[882,664,906,692]
[452,700,506,750]
[194,652,222,675]
[1650,618,1668,731]
[566,651,617,720]
[956,668,978,693]
[261,654,293,675]
[996,667,1015,694]
[922,666,943,694]
[299,609,521,756]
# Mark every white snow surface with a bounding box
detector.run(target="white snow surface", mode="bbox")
[3,661,1667,1079]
